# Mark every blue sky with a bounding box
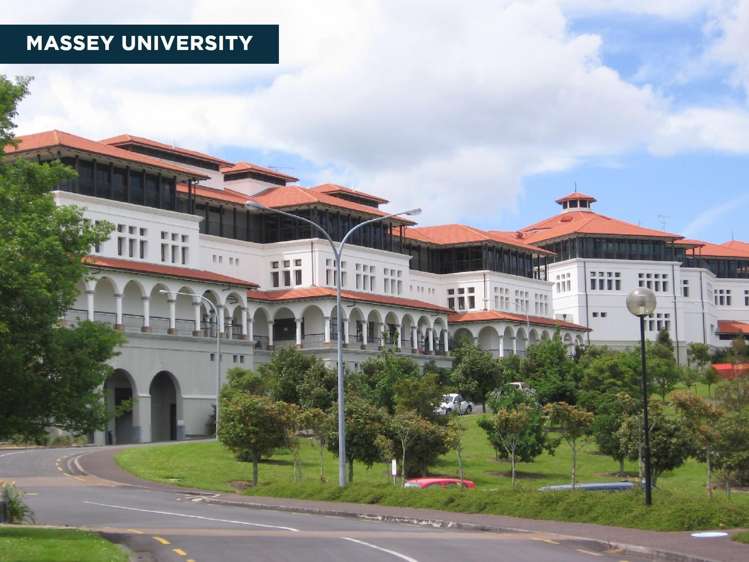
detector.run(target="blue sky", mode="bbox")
[5,1,749,242]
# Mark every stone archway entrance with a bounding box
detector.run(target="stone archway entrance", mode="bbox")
[150,371,181,442]
[104,369,137,444]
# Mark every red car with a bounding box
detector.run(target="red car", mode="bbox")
[404,477,476,489]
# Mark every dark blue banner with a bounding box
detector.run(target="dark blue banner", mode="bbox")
[0,25,279,64]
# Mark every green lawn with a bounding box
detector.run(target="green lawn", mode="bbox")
[115,415,749,532]
[732,530,749,544]
[0,527,128,562]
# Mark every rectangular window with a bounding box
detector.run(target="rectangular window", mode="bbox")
[128,238,135,258]
[295,269,302,285]
[448,298,455,310]
[283,270,291,287]
[458,297,465,310]
[118,237,125,256]
[181,247,188,265]
[139,240,147,259]
[272,271,279,288]
[468,296,475,309]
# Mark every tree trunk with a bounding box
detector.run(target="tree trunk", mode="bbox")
[706,448,712,498]
[401,441,407,487]
[571,442,577,490]
[618,457,625,476]
[251,459,259,487]
[348,458,354,483]
[510,448,517,489]
[319,442,325,483]
[456,448,464,487]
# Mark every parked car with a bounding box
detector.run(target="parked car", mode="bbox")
[538,482,635,492]
[508,381,533,394]
[404,477,476,489]
[436,393,473,415]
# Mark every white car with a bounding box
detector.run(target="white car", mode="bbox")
[437,393,473,415]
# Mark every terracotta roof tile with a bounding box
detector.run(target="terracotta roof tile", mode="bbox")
[221,161,299,182]
[250,186,416,225]
[84,256,258,288]
[246,287,449,313]
[518,210,682,244]
[555,191,597,204]
[6,130,209,179]
[448,310,590,331]
[402,224,553,255]
[683,240,749,259]
[176,182,250,205]
[717,320,749,335]
[310,183,389,204]
[100,134,233,166]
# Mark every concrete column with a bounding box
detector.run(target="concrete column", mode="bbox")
[411,326,418,353]
[248,318,254,347]
[443,329,449,353]
[267,320,274,349]
[167,296,177,335]
[192,299,201,336]
[142,296,151,332]
[241,307,248,339]
[86,289,95,321]
[324,316,331,344]
[377,322,384,349]
[427,328,434,353]
[498,336,504,357]
[295,317,303,348]
[343,319,350,347]
[217,305,225,336]
[133,394,150,444]
[114,293,123,330]
[361,320,368,350]
[396,327,402,351]
[512,336,518,356]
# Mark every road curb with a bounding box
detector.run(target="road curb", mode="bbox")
[201,496,723,562]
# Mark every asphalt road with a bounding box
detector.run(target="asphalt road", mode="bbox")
[0,447,643,562]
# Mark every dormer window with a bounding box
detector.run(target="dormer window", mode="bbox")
[569,200,579,208]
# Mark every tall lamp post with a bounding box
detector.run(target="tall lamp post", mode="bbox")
[246,200,421,487]
[625,287,657,506]
[161,290,222,436]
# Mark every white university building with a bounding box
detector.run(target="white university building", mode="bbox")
[6,130,749,444]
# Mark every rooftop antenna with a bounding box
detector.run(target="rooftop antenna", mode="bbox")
[574,181,578,193]
[657,214,670,231]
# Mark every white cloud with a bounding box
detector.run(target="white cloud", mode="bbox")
[3,0,749,224]
[682,192,749,238]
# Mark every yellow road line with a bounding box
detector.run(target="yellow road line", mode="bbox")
[127,529,144,535]
[173,548,187,556]
[152,536,171,545]
[576,548,603,557]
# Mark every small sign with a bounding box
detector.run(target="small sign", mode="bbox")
[391,459,397,477]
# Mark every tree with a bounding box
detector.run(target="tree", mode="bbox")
[258,347,316,405]
[0,75,122,441]
[302,407,333,482]
[687,343,711,369]
[223,367,267,396]
[445,416,467,485]
[578,347,640,412]
[714,375,749,413]
[711,409,749,494]
[327,397,388,482]
[358,352,421,413]
[218,393,289,486]
[393,372,444,421]
[648,338,680,401]
[283,403,305,482]
[701,366,720,397]
[490,405,534,488]
[672,391,723,497]
[297,360,337,411]
[678,365,702,391]
[386,413,449,477]
[390,411,421,486]
[481,386,551,463]
[616,404,692,487]
[450,342,502,410]
[591,392,638,475]
[522,336,579,405]
[544,402,593,489]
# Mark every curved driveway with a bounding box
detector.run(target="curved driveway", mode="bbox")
[0,447,642,562]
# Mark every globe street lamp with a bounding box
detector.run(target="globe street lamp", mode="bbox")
[626,287,657,506]
[245,200,421,487]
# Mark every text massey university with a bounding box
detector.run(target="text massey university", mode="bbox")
[26,34,254,52]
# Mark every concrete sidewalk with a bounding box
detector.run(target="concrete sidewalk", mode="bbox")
[81,447,748,562]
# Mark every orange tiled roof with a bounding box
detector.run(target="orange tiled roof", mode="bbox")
[518,210,682,245]
[717,320,749,335]
[84,256,258,288]
[448,310,590,332]
[402,224,553,255]
[246,287,449,313]
[309,183,389,205]
[555,191,597,204]
[251,186,416,225]
[6,130,209,179]
[221,161,299,183]
[100,134,233,166]
[682,240,749,259]
[176,183,250,205]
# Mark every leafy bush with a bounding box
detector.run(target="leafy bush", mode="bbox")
[1,482,34,523]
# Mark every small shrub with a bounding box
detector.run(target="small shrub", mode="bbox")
[1,482,35,523]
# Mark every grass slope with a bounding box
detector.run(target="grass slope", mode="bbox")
[0,527,127,562]
[116,415,749,532]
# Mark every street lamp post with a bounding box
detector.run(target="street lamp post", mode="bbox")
[246,200,421,487]
[161,290,222,436]
[626,287,657,506]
